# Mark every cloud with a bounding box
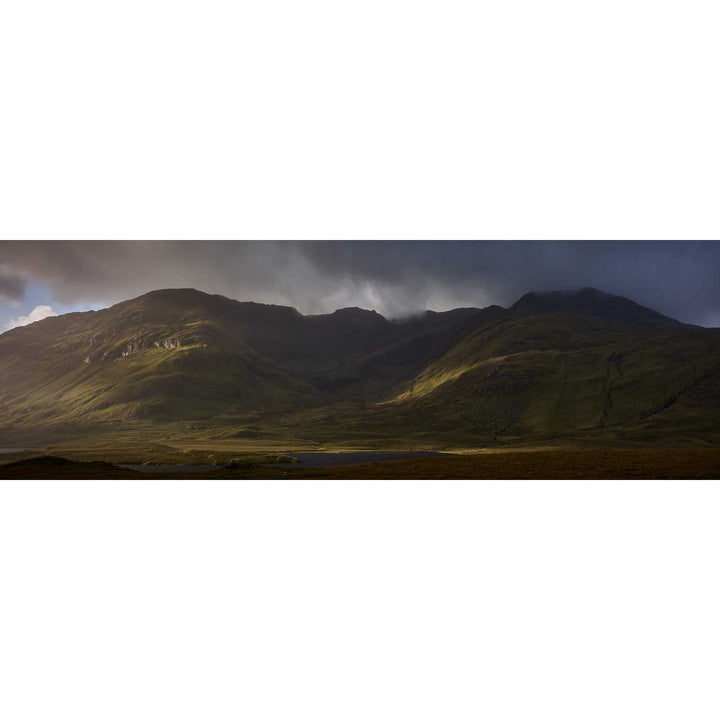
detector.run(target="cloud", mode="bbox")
[0,270,26,301]
[5,305,58,331]
[0,241,719,326]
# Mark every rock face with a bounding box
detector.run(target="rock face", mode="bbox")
[0,287,719,445]
[123,337,183,356]
[121,341,141,357]
[82,335,189,364]
[154,338,182,349]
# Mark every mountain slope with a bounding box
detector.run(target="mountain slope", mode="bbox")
[1,287,718,446]
[371,308,720,444]
[0,289,497,430]
[0,290,319,428]
[511,287,682,327]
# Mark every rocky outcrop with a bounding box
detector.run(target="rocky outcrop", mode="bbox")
[82,335,187,364]
[121,337,184,357]
[153,338,182,349]
[121,340,143,357]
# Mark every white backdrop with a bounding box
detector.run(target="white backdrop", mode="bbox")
[1,1,718,240]
[1,1,719,718]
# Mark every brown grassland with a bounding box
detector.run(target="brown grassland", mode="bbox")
[2,448,719,479]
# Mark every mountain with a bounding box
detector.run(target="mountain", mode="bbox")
[367,308,720,445]
[0,289,317,427]
[511,287,681,326]
[1,287,718,446]
[0,289,495,430]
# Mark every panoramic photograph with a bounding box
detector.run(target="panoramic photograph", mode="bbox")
[1,240,719,479]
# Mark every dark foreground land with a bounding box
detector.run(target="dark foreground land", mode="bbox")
[297,448,720,479]
[2,448,720,479]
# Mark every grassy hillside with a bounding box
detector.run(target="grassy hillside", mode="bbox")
[1,287,718,448]
[0,290,319,429]
[378,312,720,442]
[0,289,499,430]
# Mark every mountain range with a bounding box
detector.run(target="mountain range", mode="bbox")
[1,287,719,447]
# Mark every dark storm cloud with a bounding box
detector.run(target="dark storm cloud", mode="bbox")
[0,270,26,301]
[0,241,718,326]
[295,241,720,325]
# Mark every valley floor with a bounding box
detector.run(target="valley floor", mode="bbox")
[2,448,719,479]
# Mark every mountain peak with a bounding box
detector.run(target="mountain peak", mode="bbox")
[332,306,379,315]
[511,287,678,325]
[134,287,216,304]
[321,306,390,329]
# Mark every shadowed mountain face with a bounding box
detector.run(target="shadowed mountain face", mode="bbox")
[1,287,718,445]
[510,287,682,326]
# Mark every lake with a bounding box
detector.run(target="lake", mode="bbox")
[275,451,450,468]
[118,464,218,474]
[118,452,450,473]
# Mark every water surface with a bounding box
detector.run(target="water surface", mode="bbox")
[118,464,217,474]
[275,451,450,468]
[118,452,452,474]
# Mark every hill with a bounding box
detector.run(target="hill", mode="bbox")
[0,289,497,432]
[510,287,682,326]
[0,287,718,447]
[366,310,720,446]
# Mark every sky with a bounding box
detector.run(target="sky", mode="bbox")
[1,241,719,330]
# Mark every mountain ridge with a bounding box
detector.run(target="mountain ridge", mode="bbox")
[1,285,685,336]
[1,286,718,447]
[510,287,682,326]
